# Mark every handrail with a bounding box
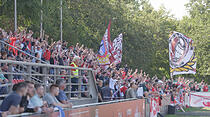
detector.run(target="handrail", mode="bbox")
[0,59,98,103]
[0,59,92,70]
[0,40,48,64]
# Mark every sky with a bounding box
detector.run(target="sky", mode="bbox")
[150,0,190,19]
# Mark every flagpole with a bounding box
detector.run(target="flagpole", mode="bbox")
[14,0,17,31]
[60,0,63,43]
[40,0,43,39]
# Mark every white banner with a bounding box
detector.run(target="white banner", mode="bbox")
[190,92,210,107]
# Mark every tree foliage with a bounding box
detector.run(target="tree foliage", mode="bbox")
[0,0,209,82]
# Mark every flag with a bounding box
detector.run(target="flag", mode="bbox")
[55,106,65,117]
[112,33,123,64]
[97,21,111,65]
[169,31,197,76]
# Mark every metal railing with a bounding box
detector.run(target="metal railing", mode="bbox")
[0,60,98,104]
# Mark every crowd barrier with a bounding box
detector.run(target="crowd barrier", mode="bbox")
[7,95,173,117]
[8,99,145,117]
[8,92,210,117]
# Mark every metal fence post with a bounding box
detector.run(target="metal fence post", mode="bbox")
[78,69,81,98]
[42,66,47,91]
[27,65,32,81]
[8,64,13,92]
[88,70,97,100]
[55,68,60,84]
[67,68,71,99]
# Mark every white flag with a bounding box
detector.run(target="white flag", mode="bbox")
[112,33,123,64]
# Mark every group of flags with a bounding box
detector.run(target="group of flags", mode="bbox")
[97,21,123,68]
[96,22,197,76]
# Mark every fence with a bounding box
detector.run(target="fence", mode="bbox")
[0,59,172,117]
[0,59,98,105]
[7,95,171,117]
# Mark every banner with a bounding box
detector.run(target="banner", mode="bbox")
[190,92,210,107]
[30,99,145,117]
[150,98,160,117]
[169,31,197,76]
[97,22,111,65]
[112,33,123,64]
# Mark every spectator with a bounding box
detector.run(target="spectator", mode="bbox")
[70,56,80,97]
[203,83,208,92]
[56,79,72,105]
[0,82,28,115]
[19,81,36,113]
[43,84,72,108]
[126,82,137,99]
[109,74,117,94]
[97,80,103,102]
[28,84,53,113]
[120,81,128,98]
[101,81,113,102]
[0,68,8,96]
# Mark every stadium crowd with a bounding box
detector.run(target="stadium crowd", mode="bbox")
[0,28,209,116]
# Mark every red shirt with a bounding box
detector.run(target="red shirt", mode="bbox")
[203,86,208,92]
[120,86,128,95]
[152,87,157,92]
[43,49,51,61]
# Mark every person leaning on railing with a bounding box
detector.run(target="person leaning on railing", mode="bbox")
[43,84,72,109]
[0,82,28,116]
[19,81,36,113]
[56,79,73,105]
[28,84,53,114]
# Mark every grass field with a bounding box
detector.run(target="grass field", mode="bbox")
[179,107,210,112]
[166,115,209,117]
[166,107,210,117]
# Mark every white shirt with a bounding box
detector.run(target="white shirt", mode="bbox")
[109,78,117,90]
[137,87,143,97]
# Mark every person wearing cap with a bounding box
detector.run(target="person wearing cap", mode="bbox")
[70,56,80,97]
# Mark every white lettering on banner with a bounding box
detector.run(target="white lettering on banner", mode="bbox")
[190,92,210,107]
[135,106,141,117]
[118,112,122,117]
[95,109,99,117]
[127,109,132,116]
[69,110,89,116]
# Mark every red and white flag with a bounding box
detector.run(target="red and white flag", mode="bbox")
[112,33,123,64]
[150,98,160,117]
